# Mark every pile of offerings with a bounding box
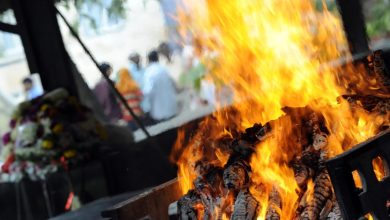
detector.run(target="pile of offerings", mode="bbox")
[0,88,107,182]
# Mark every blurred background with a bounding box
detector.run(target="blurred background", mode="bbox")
[0,0,389,219]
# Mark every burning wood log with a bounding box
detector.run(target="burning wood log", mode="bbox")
[229,140,257,161]
[194,163,224,195]
[301,147,321,172]
[368,50,390,90]
[299,170,333,220]
[223,160,250,191]
[265,187,282,220]
[291,157,315,188]
[312,132,328,151]
[193,163,226,219]
[325,199,342,220]
[240,123,271,144]
[231,189,259,220]
[319,198,333,219]
[341,94,390,112]
[372,99,390,114]
[178,190,204,220]
[229,122,272,161]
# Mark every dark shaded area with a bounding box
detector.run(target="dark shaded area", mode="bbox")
[0,0,10,14]
[47,126,180,219]
[101,128,178,195]
[383,48,390,72]
[0,176,71,220]
[0,125,180,220]
[50,190,145,220]
[0,183,19,220]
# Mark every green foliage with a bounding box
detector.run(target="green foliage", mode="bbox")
[72,0,127,23]
[107,0,127,20]
[179,63,206,91]
[0,0,127,30]
[365,0,390,38]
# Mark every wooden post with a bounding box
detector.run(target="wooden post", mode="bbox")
[11,0,77,95]
[336,0,370,54]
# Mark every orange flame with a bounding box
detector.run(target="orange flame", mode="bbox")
[173,0,389,218]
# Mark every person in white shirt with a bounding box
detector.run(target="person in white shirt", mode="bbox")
[22,77,43,101]
[128,52,150,113]
[143,50,178,123]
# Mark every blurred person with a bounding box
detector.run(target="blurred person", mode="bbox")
[22,77,42,100]
[179,37,217,108]
[128,53,144,89]
[158,42,173,63]
[143,50,178,123]
[116,68,144,131]
[93,63,122,123]
[129,52,150,114]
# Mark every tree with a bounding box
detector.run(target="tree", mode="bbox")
[364,0,390,39]
[0,0,127,28]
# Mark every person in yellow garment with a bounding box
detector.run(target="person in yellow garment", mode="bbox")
[116,68,144,131]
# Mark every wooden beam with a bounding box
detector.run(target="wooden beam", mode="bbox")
[102,179,182,220]
[336,0,370,54]
[11,0,77,95]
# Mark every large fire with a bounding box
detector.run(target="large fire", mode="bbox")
[171,0,390,219]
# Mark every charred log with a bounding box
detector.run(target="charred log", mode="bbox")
[312,132,328,151]
[241,122,271,144]
[265,187,282,220]
[193,164,226,218]
[368,50,390,89]
[178,190,204,220]
[319,198,333,220]
[229,140,257,161]
[283,107,329,151]
[228,122,272,161]
[326,201,342,220]
[194,164,224,194]
[291,156,315,188]
[372,99,390,114]
[299,170,333,220]
[223,160,250,190]
[301,147,322,174]
[231,189,259,220]
[341,94,390,112]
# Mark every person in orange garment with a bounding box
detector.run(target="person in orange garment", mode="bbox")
[116,68,144,131]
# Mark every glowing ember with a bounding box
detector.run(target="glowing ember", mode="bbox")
[172,0,390,219]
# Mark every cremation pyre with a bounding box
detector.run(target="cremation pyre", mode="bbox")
[175,52,390,219]
[172,0,390,219]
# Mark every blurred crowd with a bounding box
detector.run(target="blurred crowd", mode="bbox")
[93,49,179,131]
[19,0,230,133]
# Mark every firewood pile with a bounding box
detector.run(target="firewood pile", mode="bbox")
[174,52,390,220]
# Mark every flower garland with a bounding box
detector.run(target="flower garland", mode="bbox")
[0,88,107,182]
